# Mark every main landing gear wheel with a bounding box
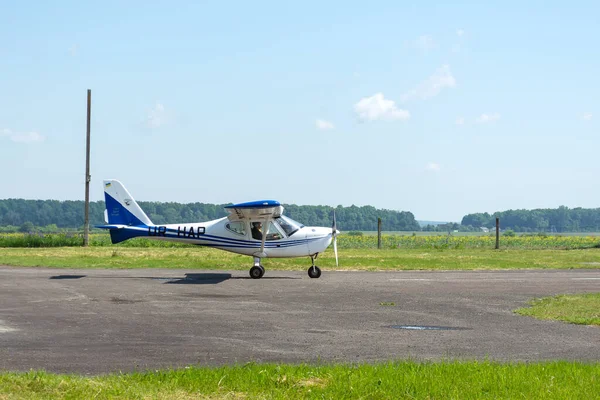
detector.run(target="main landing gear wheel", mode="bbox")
[250,265,265,279]
[308,266,321,279]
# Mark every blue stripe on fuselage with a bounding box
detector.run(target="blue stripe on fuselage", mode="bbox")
[99,224,325,249]
[162,227,312,247]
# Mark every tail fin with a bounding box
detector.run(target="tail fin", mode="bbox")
[103,180,153,226]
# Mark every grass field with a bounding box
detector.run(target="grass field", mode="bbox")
[1,361,599,399]
[0,247,599,271]
[515,293,600,326]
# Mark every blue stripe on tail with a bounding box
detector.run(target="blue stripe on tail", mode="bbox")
[104,193,146,226]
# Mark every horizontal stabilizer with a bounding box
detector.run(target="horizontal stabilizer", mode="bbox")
[108,227,145,244]
[96,225,147,244]
[95,224,127,230]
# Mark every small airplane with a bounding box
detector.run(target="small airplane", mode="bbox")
[97,180,339,279]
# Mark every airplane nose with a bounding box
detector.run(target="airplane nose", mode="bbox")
[307,227,330,237]
[306,227,333,254]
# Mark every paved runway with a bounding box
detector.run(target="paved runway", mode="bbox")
[1,266,599,374]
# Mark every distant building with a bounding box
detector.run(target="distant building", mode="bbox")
[480,227,489,233]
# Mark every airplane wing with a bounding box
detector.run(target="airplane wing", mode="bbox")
[224,200,283,221]
[225,200,283,258]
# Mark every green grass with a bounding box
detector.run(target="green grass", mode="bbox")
[1,361,599,399]
[0,247,599,271]
[515,293,600,326]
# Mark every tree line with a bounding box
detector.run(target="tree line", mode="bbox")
[0,199,421,232]
[3,199,600,233]
[461,206,600,232]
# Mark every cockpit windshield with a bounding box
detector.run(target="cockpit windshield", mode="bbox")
[275,215,304,237]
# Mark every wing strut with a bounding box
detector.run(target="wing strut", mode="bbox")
[259,216,269,256]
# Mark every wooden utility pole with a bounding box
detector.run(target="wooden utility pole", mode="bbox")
[83,89,91,247]
[495,217,500,249]
[377,217,382,249]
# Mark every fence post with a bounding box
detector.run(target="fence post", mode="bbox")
[377,217,382,249]
[495,217,500,249]
[83,89,91,247]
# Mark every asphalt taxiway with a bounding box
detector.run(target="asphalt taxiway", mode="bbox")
[1,267,599,374]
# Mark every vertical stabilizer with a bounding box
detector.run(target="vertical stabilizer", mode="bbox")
[103,180,153,226]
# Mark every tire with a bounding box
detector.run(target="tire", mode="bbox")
[250,266,264,279]
[308,266,321,279]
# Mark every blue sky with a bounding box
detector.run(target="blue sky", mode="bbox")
[0,1,598,221]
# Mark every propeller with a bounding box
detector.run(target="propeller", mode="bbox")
[332,209,338,267]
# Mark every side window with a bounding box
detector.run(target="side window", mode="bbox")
[251,221,262,240]
[265,221,284,241]
[225,221,246,236]
[250,221,284,241]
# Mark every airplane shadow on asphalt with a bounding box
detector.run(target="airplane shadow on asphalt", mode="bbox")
[49,272,300,285]
[166,273,233,284]
[49,275,86,280]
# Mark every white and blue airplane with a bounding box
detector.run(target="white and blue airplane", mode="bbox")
[97,180,338,279]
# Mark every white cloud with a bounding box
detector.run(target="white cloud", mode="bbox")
[426,162,441,172]
[0,128,44,143]
[455,117,465,125]
[456,29,465,37]
[10,132,44,143]
[476,113,501,123]
[316,119,335,130]
[400,65,456,102]
[409,35,436,52]
[354,93,410,122]
[583,112,593,121]
[146,102,167,128]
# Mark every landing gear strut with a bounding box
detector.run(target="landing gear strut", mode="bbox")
[249,257,265,279]
[308,254,322,279]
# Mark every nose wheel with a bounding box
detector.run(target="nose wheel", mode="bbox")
[308,254,322,278]
[308,265,321,278]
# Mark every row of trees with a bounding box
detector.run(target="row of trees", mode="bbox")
[461,206,600,232]
[0,199,421,232]
[3,199,600,233]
